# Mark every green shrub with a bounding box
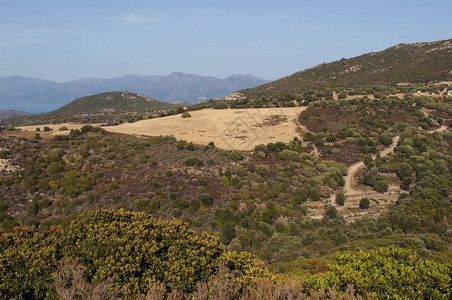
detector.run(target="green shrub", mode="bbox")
[213,102,228,109]
[80,125,93,133]
[335,192,345,206]
[181,112,191,118]
[185,157,203,166]
[0,209,267,297]
[359,197,370,209]
[0,150,11,159]
[255,164,271,177]
[228,151,243,161]
[306,246,451,299]
[324,206,337,219]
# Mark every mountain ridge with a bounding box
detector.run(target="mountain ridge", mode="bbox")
[0,73,269,108]
[241,38,452,98]
[0,109,31,120]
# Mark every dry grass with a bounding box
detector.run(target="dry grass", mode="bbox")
[104,107,307,150]
[18,123,103,134]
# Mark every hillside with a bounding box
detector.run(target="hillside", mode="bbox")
[241,39,452,99]
[50,91,173,115]
[0,73,269,109]
[0,109,31,120]
[2,91,176,125]
[1,38,452,298]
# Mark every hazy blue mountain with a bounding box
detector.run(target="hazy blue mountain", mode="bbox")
[0,73,269,109]
[0,109,32,120]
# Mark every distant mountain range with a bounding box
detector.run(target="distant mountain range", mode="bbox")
[241,38,452,98]
[0,73,269,108]
[0,109,31,120]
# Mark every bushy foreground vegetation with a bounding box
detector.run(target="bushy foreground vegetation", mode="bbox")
[0,209,266,298]
[0,208,450,299]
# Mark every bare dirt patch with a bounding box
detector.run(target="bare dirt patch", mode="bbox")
[103,107,306,150]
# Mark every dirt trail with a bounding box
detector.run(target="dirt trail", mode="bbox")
[343,108,449,197]
[343,135,400,196]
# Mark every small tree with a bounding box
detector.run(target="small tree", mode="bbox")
[335,191,345,206]
[359,197,370,209]
[181,112,191,118]
[324,206,337,219]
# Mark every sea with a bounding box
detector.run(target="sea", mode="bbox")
[0,105,62,114]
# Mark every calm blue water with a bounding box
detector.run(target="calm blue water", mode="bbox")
[0,105,62,114]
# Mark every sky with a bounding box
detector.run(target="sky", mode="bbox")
[1,0,451,82]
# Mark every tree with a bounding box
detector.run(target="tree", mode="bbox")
[359,198,370,209]
[335,192,345,206]
[324,206,337,219]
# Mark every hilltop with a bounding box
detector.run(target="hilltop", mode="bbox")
[50,91,173,115]
[3,91,176,125]
[241,39,452,99]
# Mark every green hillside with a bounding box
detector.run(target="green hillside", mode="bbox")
[241,39,452,99]
[50,91,174,115]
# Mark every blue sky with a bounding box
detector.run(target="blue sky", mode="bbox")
[1,0,451,82]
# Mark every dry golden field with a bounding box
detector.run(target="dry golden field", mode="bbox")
[103,107,307,150]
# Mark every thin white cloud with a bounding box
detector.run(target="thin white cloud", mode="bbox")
[115,14,166,24]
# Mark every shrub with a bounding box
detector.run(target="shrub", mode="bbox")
[324,206,337,219]
[0,209,268,297]
[80,125,93,133]
[335,192,345,206]
[228,151,243,161]
[255,164,271,177]
[256,151,266,159]
[186,143,195,151]
[181,112,191,118]
[213,102,228,109]
[254,144,268,155]
[199,193,213,206]
[359,197,370,209]
[185,157,203,166]
[0,150,11,159]
[308,246,452,299]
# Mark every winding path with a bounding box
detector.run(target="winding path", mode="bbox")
[343,111,449,197]
[343,136,400,196]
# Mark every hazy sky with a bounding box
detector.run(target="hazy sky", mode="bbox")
[1,0,451,82]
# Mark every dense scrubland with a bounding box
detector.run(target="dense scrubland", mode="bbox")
[1,90,451,298]
[1,39,452,298]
